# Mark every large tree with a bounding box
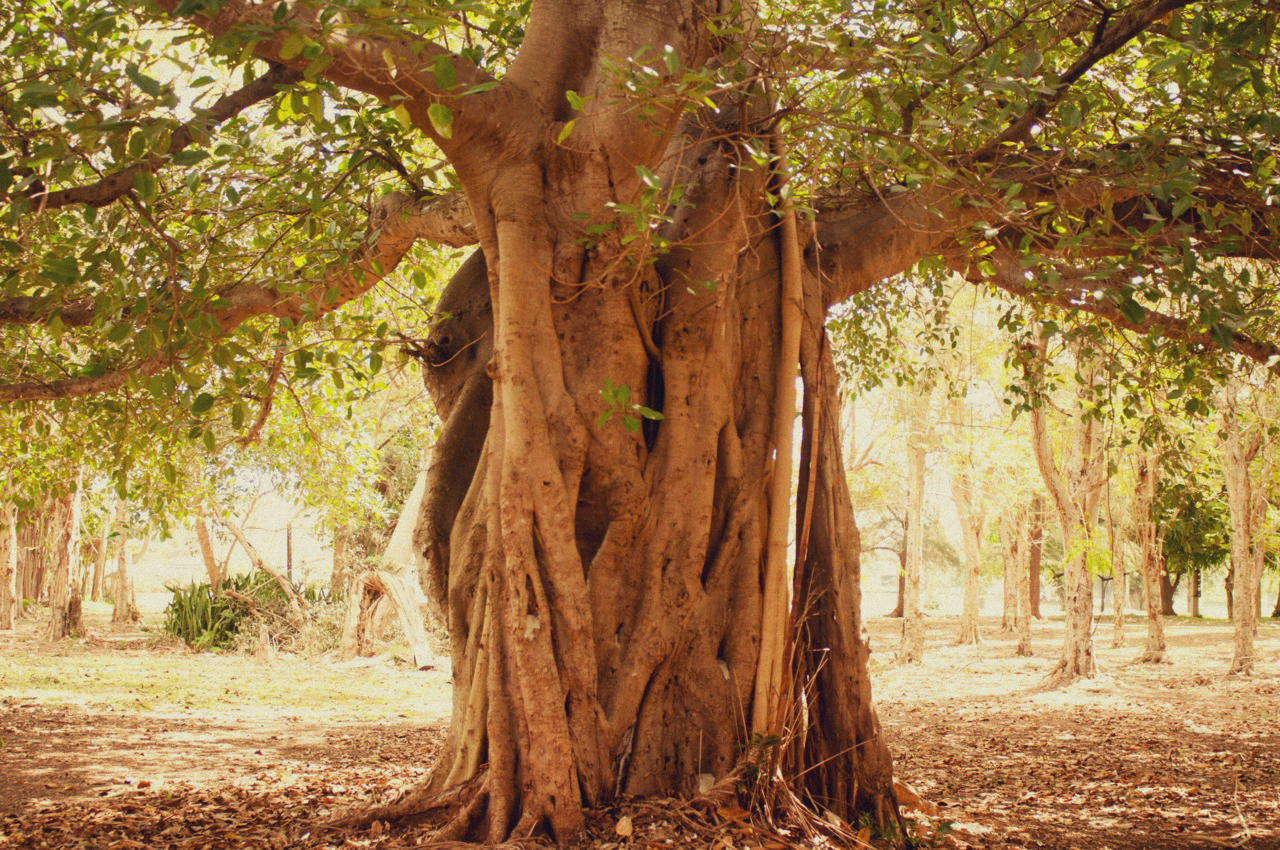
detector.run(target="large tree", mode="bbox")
[3,0,1280,841]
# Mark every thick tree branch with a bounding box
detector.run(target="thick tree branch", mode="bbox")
[19,63,303,212]
[813,171,1139,307]
[0,191,475,401]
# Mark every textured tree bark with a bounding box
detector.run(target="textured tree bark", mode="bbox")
[45,470,84,641]
[371,144,898,843]
[285,0,903,836]
[1133,451,1166,663]
[16,506,48,610]
[1188,571,1201,618]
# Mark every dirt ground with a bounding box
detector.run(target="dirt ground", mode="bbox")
[1,603,1278,849]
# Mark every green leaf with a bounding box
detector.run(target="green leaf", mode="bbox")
[125,64,163,98]
[1019,50,1043,78]
[191,393,215,415]
[306,89,324,123]
[427,103,453,139]
[556,120,576,144]
[279,33,305,61]
[433,56,457,91]
[171,149,209,166]
[41,254,79,286]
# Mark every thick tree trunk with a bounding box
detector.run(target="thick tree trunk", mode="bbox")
[0,501,15,630]
[1133,452,1165,663]
[1188,571,1201,618]
[16,505,48,609]
[379,144,897,839]
[45,471,84,641]
[1011,508,1034,657]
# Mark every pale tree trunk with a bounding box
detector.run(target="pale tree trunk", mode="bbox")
[89,501,113,602]
[1001,537,1016,632]
[951,478,985,645]
[219,514,306,616]
[111,499,137,624]
[339,570,437,670]
[1189,572,1201,618]
[45,469,84,640]
[194,504,223,588]
[1029,495,1044,619]
[899,392,928,664]
[1222,396,1273,675]
[330,529,348,599]
[1027,340,1107,687]
[1108,478,1126,648]
[998,510,1019,634]
[0,500,15,630]
[949,397,986,646]
[1014,506,1033,657]
[1132,450,1166,663]
[16,504,48,609]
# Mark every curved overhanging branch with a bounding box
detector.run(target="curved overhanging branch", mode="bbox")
[0,191,475,401]
[973,248,1280,370]
[12,63,303,212]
